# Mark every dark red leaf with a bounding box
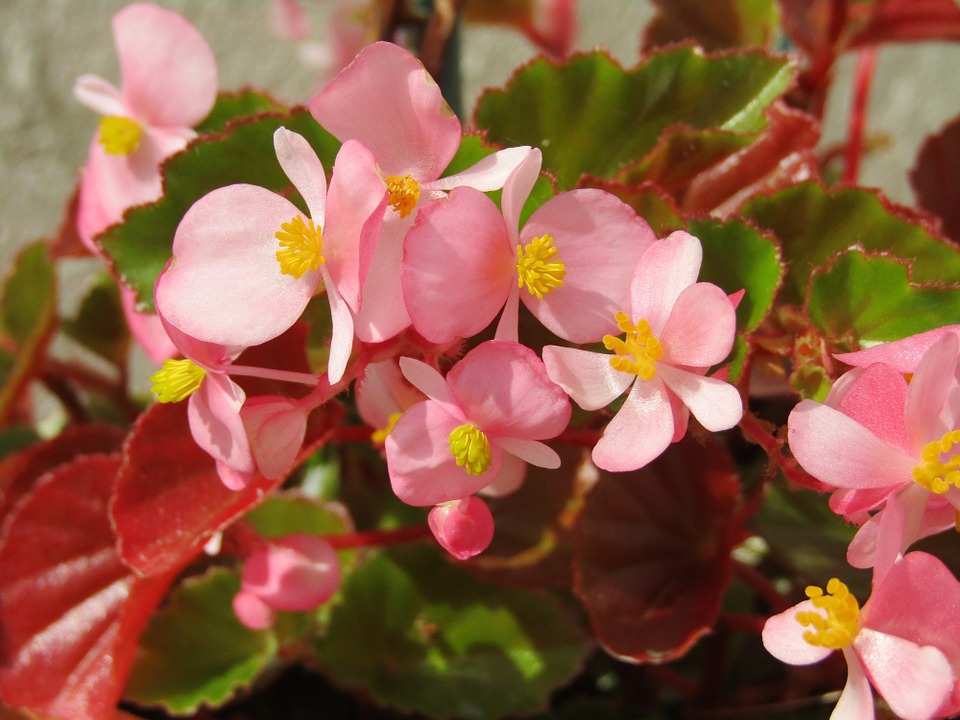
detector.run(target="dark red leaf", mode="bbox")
[0,454,178,720]
[575,438,743,663]
[911,115,960,243]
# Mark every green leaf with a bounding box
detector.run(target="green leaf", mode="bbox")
[807,249,960,347]
[125,568,278,714]
[1,242,55,345]
[195,90,286,135]
[644,0,780,51]
[99,109,341,312]
[475,47,794,189]
[315,546,590,719]
[245,492,353,539]
[61,274,128,366]
[740,181,960,305]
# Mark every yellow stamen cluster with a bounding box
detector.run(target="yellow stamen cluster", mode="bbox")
[385,174,420,218]
[603,312,664,380]
[795,578,860,649]
[516,234,566,300]
[371,412,403,445]
[98,115,143,155]
[149,359,207,403]
[913,430,960,494]
[276,215,324,279]
[448,423,492,476]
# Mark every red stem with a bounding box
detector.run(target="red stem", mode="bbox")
[738,411,819,488]
[325,524,431,549]
[734,560,792,613]
[843,46,877,185]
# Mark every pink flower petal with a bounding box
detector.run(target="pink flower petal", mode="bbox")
[386,400,503,506]
[657,365,743,432]
[273,127,327,221]
[787,400,916,490]
[73,75,125,116]
[836,362,911,454]
[241,396,308,480]
[591,377,674,472]
[499,148,542,240]
[309,41,460,180]
[856,628,952,720]
[542,346,634,411]
[428,496,495,560]
[905,333,960,451]
[120,285,178,364]
[835,325,960,374]
[495,437,561,469]
[659,283,737,368]
[495,286,521,342]
[156,184,321,348]
[428,146,536,192]
[761,599,835,666]
[446,340,571,440]
[834,649,875,720]
[630,230,703,335]
[232,590,276,630]
[398,357,461,417]
[241,535,340,612]
[479,452,527,498]
[114,2,217,128]
[187,373,253,476]
[352,217,413,342]
[402,188,514,344]
[321,264,354,384]
[356,360,424,429]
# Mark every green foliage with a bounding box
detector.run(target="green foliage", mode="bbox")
[645,0,781,51]
[61,274,128,366]
[1,242,55,346]
[195,90,286,135]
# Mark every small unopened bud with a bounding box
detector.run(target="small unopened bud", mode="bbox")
[428,496,494,560]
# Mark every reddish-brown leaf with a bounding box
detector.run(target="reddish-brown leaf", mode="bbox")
[575,438,743,663]
[0,454,178,720]
[848,0,960,46]
[911,115,960,243]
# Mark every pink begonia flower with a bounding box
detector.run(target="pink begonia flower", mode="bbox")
[385,340,571,507]
[543,231,742,472]
[762,552,960,720]
[428,496,496,560]
[465,0,578,57]
[402,151,656,345]
[233,534,340,630]
[74,2,217,364]
[310,40,534,343]
[355,359,426,446]
[835,325,960,374]
[788,332,960,586]
[154,128,387,384]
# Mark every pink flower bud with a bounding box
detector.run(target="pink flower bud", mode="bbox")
[428,496,494,560]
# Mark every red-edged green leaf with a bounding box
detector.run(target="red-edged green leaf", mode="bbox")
[575,438,743,663]
[911,115,960,243]
[61,274,129,367]
[315,545,591,719]
[111,398,343,576]
[125,568,278,714]
[0,455,179,720]
[740,181,960,305]
[194,90,286,135]
[644,0,780,51]
[475,47,794,190]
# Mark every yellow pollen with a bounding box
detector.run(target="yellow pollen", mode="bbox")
[516,234,566,300]
[385,174,420,218]
[795,578,860,650]
[913,430,960,493]
[98,115,143,155]
[150,359,207,403]
[602,312,664,380]
[276,215,324,279]
[448,423,492,476]
[371,412,403,446]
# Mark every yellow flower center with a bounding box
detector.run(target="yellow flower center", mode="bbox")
[516,234,566,300]
[98,115,143,155]
[385,174,420,218]
[602,312,664,380]
[371,412,403,446]
[276,215,324,279]
[913,429,960,494]
[150,359,207,403]
[795,578,860,650]
[448,423,492,476]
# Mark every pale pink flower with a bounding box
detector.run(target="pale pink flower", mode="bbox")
[154,128,386,384]
[543,231,742,472]
[385,340,571,507]
[835,325,960,374]
[402,152,656,345]
[355,359,426,445]
[428,496,495,560]
[762,552,960,720]
[309,41,534,342]
[788,333,960,585]
[233,534,340,630]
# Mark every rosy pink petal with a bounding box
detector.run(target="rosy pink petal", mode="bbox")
[114,2,217,128]
[478,452,527,498]
[232,590,276,630]
[241,534,340,612]
[155,184,321,348]
[856,628,952,720]
[187,373,254,478]
[904,333,960,451]
[323,139,387,314]
[428,146,536,192]
[320,264,353,384]
[835,325,960,374]
[520,189,654,344]
[542,345,634,411]
[73,74,125,116]
[657,365,743,432]
[356,360,423,429]
[761,599,835,665]
[499,148,543,240]
[157,308,241,369]
[273,127,327,221]
[241,396,308,480]
[834,648,876,720]
[630,230,703,335]
[659,283,737,368]
[495,285,521,342]
[352,216,414,343]
[495,437,561,469]
[528,0,577,56]
[385,400,502,506]
[217,462,255,491]
[787,400,916,490]
[120,285,178,364]
[398,357,460,415]
[402,188,514,344]
[824,366,864,408]
[837,362,911,454]
[591,378,674,472]
[309,41,460,179]
[446,340,571,440]
[428,496,495,560]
